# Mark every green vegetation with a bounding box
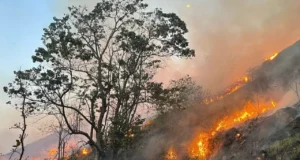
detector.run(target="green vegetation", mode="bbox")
[268,133,300,160]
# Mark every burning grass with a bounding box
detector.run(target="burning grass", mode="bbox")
[164,52,281,159]
[187,100,277,159]
[265,52,279,61]
[165,147,178,160]
[164,99,277,160]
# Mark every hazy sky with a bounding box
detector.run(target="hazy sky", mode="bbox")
[1,0,300,155]
[0,0,55,154]
[0,0,187,154]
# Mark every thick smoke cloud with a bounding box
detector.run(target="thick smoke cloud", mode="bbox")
[51,0,300,93]
[174,0,300,92]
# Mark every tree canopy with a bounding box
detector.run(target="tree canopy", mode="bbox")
[4,0,195,159]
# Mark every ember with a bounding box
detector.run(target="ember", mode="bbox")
[236,133,241,138]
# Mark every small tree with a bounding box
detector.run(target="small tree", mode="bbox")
[5,71,29,160]
[4,0,194,159]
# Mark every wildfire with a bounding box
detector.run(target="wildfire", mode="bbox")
[244,76,248,82]
[164,52,281,159]
[166,99,277,159]
[203,76,250,104]
[48,149,57,156]
[226,85,242,95]
[125,128,135,138]
[271,101,277,107]
[165,147,178,160]
[82,148,88,155]
[81,147,93,156]
[265,52,278,61]
[236,133,241,138]
[190,133,210,158]
[140,120,152,130]
[187,100,277,159]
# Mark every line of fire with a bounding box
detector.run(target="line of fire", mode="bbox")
[35,45,300,159]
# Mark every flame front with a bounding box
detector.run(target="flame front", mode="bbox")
[166,70,279,159]
[265,52,278,61]
[204,75,250,104]
[187,100,277,159]
[163,51,282,159]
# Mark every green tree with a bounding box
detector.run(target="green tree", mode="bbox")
[5,72,29,160]
[4,0,194,159]
[153,75,207,114]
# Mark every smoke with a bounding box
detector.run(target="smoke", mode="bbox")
[165,0,300,92]
[44,0,300,159]
[277,90,299,108]
[50,0,300,92]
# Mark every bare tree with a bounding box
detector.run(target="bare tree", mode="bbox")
[42,114,71,160]
[287,70,300,101]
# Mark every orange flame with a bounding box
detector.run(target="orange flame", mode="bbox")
[244,76,248,82]
[203,75,250,104]
[165,147,178,160]
[187,100,277,159]
[167,100,277,159]
[141,120,152,130]
[82,148,89,155]
[48,149,57,156]
[165,55,279,159]
[265,52,278,61]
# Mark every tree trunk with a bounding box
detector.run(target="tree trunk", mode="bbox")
[62,142,65,159]
[93,148,101,160]
[93,133,104,160]
[58,132,62,160]
[112,149,118,160]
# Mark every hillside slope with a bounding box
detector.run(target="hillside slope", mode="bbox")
[213,103,300,160]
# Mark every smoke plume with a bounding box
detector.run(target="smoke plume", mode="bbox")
[51,0,300,92]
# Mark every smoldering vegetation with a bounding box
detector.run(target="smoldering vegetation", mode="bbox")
[127,40,300,160]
